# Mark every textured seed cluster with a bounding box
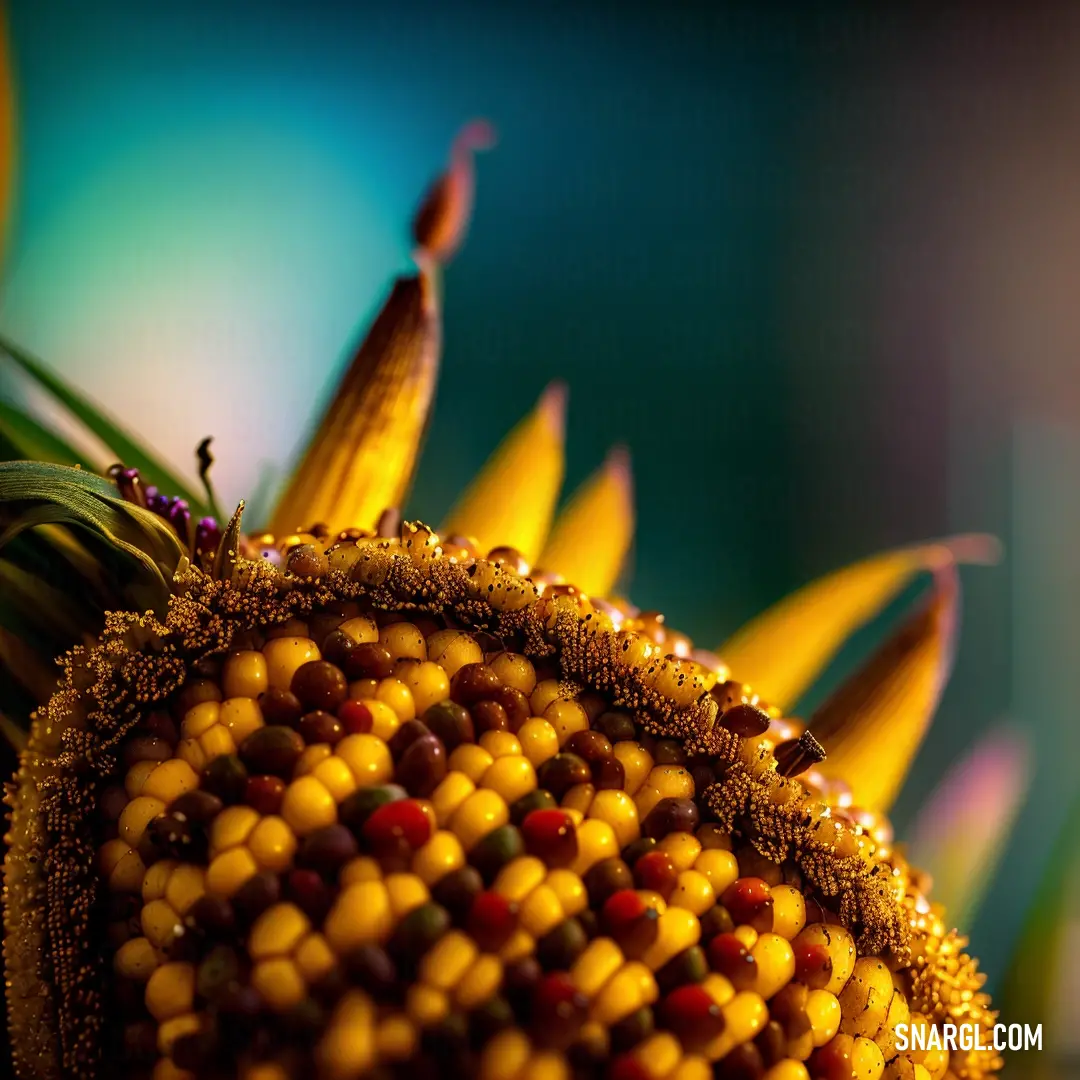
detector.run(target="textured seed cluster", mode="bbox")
[4,527,999,1080]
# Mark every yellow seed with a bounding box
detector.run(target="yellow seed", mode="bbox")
[430,771,476,826]
[142,759,199,804]
[703,991,768,1061]
[546,868,587,917]
[875,986,910,1059]
[140,899,182,949]
[633,1032,681,1078]
[571,937,624,997]
[295,743,334,776]
[338,615,379,644]
[669,870,716,916]
[519,884,564,937]
[455,954,504,1009]
[853,1036,886,1080]
[498,928,535,964]
[516,717,560,767]
[252,958,306,1011]
[520,1054,570,1080]
[590,961,658,1025]
[153,1058,196,1080]
[479,1028,531,1080]
[157,1013,201,1055]
[806,989,842,1046]
[211,806,261,855]
[145,961,196,1021]
[379,622,427,662]
[450,788,509,850]
[249,902,311,960]
[770,885,807,940]
[482,755,537,804]
[119,796,166,846]
[100,838,139,880]
[263,636,321,689]
[479,730,523,758]
[114,936,160,980]
[220,697,265,744]
[325,881,392,952]
[734,926,758,951]
[174,739,206,774]
[376,1014,418,1060]
[570,819,618,875]
[636,890,667,916]
[752,933,796,999]
[311,756,358,803]
[701,972,736,1009]
[762,1065,809,1080]
[641,906,701,970]
[349,678,379,701]
[281,776,338,836]
[670,1057,712,1080]
[647,765,695,800]
[222,650,269,699]
[425,629,483,678]
[694,849,740,896]
[613,742,654,795]
[793,923,856,996]
[164,864,206,915]
[373,677,416,722]
[335,733,394,786]
[341,856,383,885]
[385,873,430,920]
[394,659,450,715]
[412,830,467,885]
[295,932,337,984]
[105,843,146,893]
[125,760,159,799]
[659,831,702,873]
[316,990,376,1080]
[562,782,595,817]
[489,651,537,695]
[419,929,478,991]
[198,723,238,763]
[449,743,496,783]
[529,679,562,716]
[494,856,548,903]
[182,700,221,738]
[587,789,640,849]
[838,957,894,1038]
[205,847,259,898]
[544,700,590,745]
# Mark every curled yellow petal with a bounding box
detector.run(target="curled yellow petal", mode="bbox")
[716,534,999,712]
[538,445,634,597]
[268,271,440,537]
[412,119,496,265]
[811,562,960,812]
[441,381,567,565]
[0,6,16,257]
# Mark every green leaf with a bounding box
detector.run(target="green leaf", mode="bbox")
[0,334,209,515]
[0,397,92,467]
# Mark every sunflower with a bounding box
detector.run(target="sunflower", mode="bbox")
[0,108,1005,1080]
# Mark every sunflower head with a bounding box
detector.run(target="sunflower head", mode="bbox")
[0,125,1002,1080]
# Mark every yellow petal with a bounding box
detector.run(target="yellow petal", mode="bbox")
[811,563,960,812]
[0,8,14,258]
[268,271,440,537]
[412,119,496,265]
[440,381,567,565]
[716,535,999,712]
[538,445,634,597]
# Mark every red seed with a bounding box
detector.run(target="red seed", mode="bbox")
[633,851,679,900]
[363,799,432,851]
[609,1055,653,1080]
[338,699,374,735]
[658,984,725,1048]
[521,809,578,868]
[793,943,834,990]
[707,932,758,991]
[244,775,286,815]
[466,891,518,952]
[721,877,774,932]
[809,1034,856,1080]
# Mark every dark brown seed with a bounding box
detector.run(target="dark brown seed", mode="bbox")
[98,785,129,822]
[259,687,305,726]
[471,699,509,733]
[170,789,224,825]
[123,736,172,766]
[344,642,395,681]
[422,700,475,751]
[291,660,349,712]
[536,917,588,969]
[299,824,359,875]
[321,629,357,668]
[757,1020,788,1068]
[642,797,699,840]
[187,895,235,937]
[718,702,771,737]
[346,944,399,997]
[196,944,245,1002]
[396,734,448,797]
[652,739,685,765]
[388,719,431,757]
[287,868,333,922]
[492,686,531,730]
[450,663,502,705]
[717,1041,765,1080]
[297,709,345,746]
[584,858,634,906]
[144,711,180,744]
[200,754,249,804]
[431,865,484,924]
[609,1007,655,1053]
[595,711,636,743]
[565,730,613,762]
[232,871,281,923]
[592,755,626,791]
[240,725,305,776]
[536,753,592,800]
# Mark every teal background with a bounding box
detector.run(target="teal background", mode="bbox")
[4,0,1079,1011]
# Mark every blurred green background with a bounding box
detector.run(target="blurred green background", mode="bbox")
[1,0,1077,1046]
